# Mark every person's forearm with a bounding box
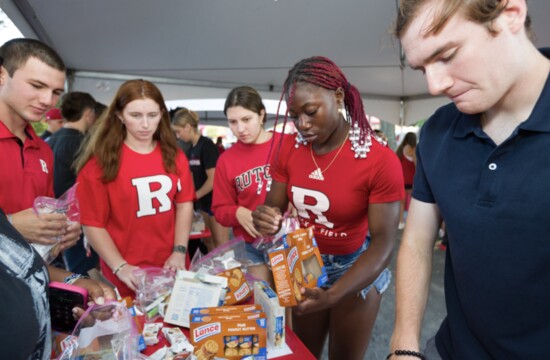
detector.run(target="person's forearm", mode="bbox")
[391,199,440,351]
[391,239,434,350]
[174,202,193,248]
[82,226,125,271]
[196,175,214,200]
[47,264,75,282]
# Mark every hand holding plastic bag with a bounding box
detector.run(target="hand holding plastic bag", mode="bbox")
[251,212,301,252]
[133,267,175,322]
[32,183,80,263]
[57,301,147,360]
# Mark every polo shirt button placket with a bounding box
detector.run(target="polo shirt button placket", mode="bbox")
[488,163,497,170]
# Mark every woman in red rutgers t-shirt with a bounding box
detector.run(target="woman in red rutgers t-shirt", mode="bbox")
[252,56,404,359]
[212,86,289,286]
[75,80,195,298]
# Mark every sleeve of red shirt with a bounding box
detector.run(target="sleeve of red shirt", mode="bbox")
[368,146,405,203]
[45,148,55,198]
[175,151,195,203]
[76,159,110,228]
[270,133,293,184]
[211,153,240,227]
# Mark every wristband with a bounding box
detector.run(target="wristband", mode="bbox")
[173,245,187,254]
[113,261,128,276]
[386,350,426,360]
[63,273,89,285]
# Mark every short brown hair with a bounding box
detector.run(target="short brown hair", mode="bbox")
[0,38,65,76]
[394,0,533,39]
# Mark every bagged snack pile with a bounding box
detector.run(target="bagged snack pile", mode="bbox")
[268,226,328,307]
[33,183,80,264]
[57,301,147,360]
[133,267,176,322]
[190,237,252,306]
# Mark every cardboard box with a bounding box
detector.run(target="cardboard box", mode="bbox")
[268,227,328,307]
[190,304,262,316]
[190,311,267,359]
[254,280,285,349]
[216,267,252,305]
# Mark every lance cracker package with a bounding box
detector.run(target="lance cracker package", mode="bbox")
[268,226,328,307]
[189,311,267,359]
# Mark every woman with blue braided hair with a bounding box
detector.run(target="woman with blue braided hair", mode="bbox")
[252,56,404,359]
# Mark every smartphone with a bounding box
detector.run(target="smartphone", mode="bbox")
[49,281,88,333]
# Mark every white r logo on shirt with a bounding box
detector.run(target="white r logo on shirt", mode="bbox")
[132,175,173,217]
[39,159,48,173]
[291,185,334,229]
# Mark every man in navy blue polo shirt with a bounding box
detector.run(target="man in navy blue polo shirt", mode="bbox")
[389,1,550,359]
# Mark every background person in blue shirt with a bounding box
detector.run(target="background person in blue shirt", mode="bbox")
[389,0,550,359]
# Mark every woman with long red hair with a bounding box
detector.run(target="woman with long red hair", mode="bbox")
[75,79,195,298]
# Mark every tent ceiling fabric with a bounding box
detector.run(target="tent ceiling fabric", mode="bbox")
[5,0,550,125]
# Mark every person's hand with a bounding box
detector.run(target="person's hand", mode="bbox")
[71,277,117,319]
[252,205,283,235]
[73,303,117,328]
[294,286,335,316]
[236,207,261,238]
[59,221,82,251]
[164,252,186,272]
[115,263,140,292]
[11,208,66,245]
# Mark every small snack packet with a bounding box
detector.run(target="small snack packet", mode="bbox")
[142,322,163,346]
[216,267,252,305]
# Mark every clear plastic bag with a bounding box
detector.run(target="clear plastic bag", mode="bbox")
[132,267,175,322]
[189,236,248,274]
[190,210,205,234]
[32,183,80,263]
[57,301,148,360]
[251,213,301,252]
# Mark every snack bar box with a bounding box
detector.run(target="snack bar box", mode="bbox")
[189,311,267,360]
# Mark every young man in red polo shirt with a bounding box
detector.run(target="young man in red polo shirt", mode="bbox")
[0,38,80,252]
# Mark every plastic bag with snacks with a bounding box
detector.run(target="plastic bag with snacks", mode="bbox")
[32,183,80,264]
[251,212,301,252]
[57,301,148,360]
[189,236,249,274]
[133,267,176,322]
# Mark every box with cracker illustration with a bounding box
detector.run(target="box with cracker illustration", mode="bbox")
[190,311,267,360]
[216,267,252,305]
[268,226,328,307]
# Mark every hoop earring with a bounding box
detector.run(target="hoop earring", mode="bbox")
[295,132,307,148]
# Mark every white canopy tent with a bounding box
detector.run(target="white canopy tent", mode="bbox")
[2,0,549,126]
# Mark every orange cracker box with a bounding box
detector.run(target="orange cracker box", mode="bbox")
[268,227,328,307]
[286,227,328,288]
[216,267,252,305]
[190,304,261,316]
[190,312,267,360]
[268,246,298,307]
